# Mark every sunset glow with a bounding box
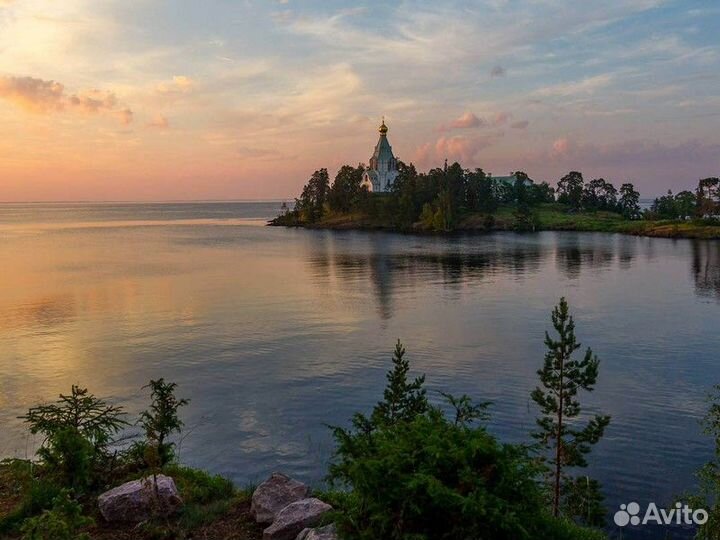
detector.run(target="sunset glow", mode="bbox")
[1,0,719,201]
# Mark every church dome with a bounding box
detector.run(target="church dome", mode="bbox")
[379,118,388,135]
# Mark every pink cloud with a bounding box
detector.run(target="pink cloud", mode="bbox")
[511,120,529,129]
[0,74,132,124]
[438,111,485,131]
[414,134,499,166]
[0,76,64,112]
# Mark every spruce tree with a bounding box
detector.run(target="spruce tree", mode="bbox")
[531,298,611,519]
[371,340,428,426]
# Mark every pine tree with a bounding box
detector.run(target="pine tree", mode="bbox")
[371,340,428,426]
[531,298,611,519]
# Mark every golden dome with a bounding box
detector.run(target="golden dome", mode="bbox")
[379,117,388,135]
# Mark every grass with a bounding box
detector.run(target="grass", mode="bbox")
[278,202,720,239]
[0,460,261,540]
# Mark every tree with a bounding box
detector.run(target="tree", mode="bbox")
[696,177,720,218]
[618,183,641,219]
[531,181,556,204]
[467,169,498,213]
[651,190,679,219]
[556,172,584,211]
[20,386,128,489]
[391,162,420,229]
[582,179,617,212]
[328,164,365,213]
[370,340,428,427]
[139,379,189,467]
[329,340,606,540]
[296,168,330,222]
[531,298,611,520]
[674,190,697,219]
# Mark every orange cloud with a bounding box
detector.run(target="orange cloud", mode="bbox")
[0,74,132,124]
[0,76,64,112]
[68,89,117,113]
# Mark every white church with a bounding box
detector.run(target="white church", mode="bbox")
[360,118,398,193]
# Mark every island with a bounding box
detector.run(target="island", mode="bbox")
[270,120,720,240]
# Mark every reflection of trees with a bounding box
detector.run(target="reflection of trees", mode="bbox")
[305,233,545,319]
[554,234,617,279]
[692,240,720,300]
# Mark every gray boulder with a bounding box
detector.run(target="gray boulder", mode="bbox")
[296,523,338,540]
[263,498,332,540]
[98,474,182,522]
[251,472,310,524]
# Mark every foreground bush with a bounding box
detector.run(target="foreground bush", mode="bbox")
[328,341,606,540]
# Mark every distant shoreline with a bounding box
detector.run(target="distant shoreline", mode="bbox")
[269,204,720,240]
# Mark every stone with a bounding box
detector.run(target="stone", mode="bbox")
[263,498,332,540]
[296,523,338,540]
[98,474,182,522]
[251,472,310,524]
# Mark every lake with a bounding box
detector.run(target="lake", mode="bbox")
[1,202,719,538]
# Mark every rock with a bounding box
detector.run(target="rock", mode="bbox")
[296,523,338,540]
[251,472,310,524]
[98,474,182,522]
[263,498,332,540]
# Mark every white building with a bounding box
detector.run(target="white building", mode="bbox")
[361,118,398,193]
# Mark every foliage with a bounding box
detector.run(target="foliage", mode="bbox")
[162,464,236,505]
[556,171,584,211]
[296,168,330,223]
[0,477,63,535]
[689,385,720,539]
[20,490,92,540]
[370,340,429,426]
[329,340,607,540]
[20,386,128,489]
[138,378,189,467]
[531,298,610,521]
[582,178,617,212]
[618,183,641,219]
[696,177,720,218]
[328,164,366,213]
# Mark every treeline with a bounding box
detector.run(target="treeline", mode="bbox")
[279,162,720,232]
[649,177,720,220]
[281,162,644,231]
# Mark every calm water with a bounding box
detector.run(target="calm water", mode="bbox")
[1,202,719,538]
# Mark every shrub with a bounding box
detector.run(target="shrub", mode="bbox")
[328,341,606,540]
[138,379,189,467]
[0,479,62,535]
[20,490,92,540]
[20,386,128,489]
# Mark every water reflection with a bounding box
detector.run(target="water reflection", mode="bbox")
[305,232,648,319]
[692,240,720,300]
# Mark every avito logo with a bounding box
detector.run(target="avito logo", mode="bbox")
[614,501,708,527]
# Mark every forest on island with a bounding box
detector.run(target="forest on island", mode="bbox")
[273,161,720,235]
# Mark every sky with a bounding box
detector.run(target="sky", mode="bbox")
[0,0,719,201]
